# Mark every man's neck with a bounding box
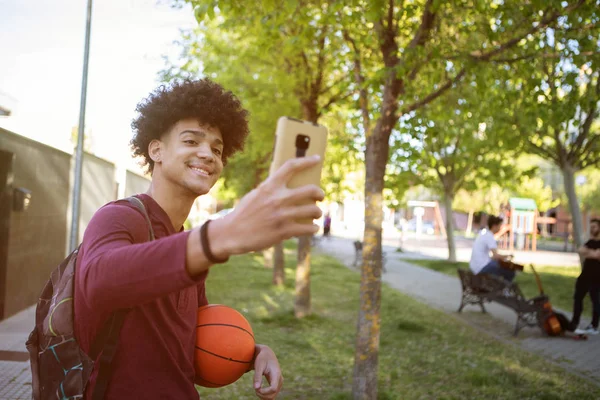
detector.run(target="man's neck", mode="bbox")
[146,180,196,231]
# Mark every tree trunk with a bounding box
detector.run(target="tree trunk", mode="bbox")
[541,211,549,237]
[352,124,391,400]
[562,165,584,249]
[294,232,312,317]
[294,106,319,318]
[294,236,311,318]
[443,191,457,262]
[273,242,285,286]
[263,247,274,268]
[466,209,474,237]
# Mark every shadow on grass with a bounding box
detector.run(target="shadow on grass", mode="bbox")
[396,319,427,333]
[258,309,328,328]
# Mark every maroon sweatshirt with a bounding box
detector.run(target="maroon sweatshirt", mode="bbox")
[74,194,208,399]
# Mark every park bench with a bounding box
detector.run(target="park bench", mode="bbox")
[457,268,549,336]
[353,241,387,272]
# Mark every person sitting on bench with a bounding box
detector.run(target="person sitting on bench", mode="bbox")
[469,215,516,282]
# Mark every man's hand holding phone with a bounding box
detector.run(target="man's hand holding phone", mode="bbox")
[209,155,324,258]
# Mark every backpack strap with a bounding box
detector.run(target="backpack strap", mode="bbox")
[91,310,128,400]
[90,196,154,400]
[126,196,155,241]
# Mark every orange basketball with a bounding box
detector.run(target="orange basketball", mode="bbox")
[194,304,255,388]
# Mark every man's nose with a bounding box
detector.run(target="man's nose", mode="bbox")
[196,144,214,161]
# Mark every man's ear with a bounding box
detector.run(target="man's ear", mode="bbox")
[148,139,162,164]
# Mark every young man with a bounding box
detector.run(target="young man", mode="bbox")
[469,215,515,282]
[570,218,600,335]
[323,212,331,238]
[74,79,324,399]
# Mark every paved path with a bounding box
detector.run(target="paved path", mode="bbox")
[335,227,582,267]
[315,236,600,384]
[0,306,34,399]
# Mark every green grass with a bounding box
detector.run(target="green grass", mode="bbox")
[404,258,583,316]
[196,248,599,399]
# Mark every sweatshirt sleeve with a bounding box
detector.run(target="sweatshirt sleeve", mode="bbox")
[77,202,200,314]
[197,282,209,307]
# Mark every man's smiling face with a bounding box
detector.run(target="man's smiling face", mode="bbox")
[150,118,224,197]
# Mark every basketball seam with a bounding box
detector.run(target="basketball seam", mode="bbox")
[194,346,253,364]
[196,323,255,340]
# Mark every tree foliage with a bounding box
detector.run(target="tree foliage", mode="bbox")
[577,167,600,213]
[162,1,598,398]
[494,4,600,246]
[164,0,363,319]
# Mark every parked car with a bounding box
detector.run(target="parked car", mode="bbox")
[404,219,435,235]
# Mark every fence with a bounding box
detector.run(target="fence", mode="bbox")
[0,127,150,319]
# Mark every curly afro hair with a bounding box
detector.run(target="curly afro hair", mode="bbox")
[130,79,249,172]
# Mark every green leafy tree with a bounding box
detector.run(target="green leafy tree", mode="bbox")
[505,24,600,248]
[161,20,299,278]
[453,187,499,236]
[398,81,519,261]
[167,1,594,397]
[452,185,511,217]
[578,168,600,214]
[340,1,589,397]
[511,176,560,213]
[169,0,355,317]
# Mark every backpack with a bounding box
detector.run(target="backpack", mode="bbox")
[552,310,571,334]
[26,197,155,400]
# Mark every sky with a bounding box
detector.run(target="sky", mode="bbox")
[0,0,197,172]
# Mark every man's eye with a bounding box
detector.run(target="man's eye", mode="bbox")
[213,148,222,156]
[185,140,197,145]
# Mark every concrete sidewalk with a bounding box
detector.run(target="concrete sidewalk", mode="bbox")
[316,236,600,383]
[0,306,34,399]
[334,227,582,267]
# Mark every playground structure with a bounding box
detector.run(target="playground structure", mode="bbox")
[497,197,538,251]
[405,200,446,237]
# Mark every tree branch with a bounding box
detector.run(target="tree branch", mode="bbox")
[343,29,371,135]
[525,136,560,164]
[580,132,600,159]
[451,133,462,158]
[312,26,328,97]
[573,75,600,154]
[489,51,564,64]
[434,165,445,183]
[543,58,571,167]
[319,75,348,96]
[400,68,466,114]
[408,0,436,49]
[455,164,473,191]
[317,91,355,118]
[581,153,600,169]
[300,51,311,76]
[470,1,585,62]
[387,0,395,33]
[408,50,432,81]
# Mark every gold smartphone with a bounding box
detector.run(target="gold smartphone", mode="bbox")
[269,116,328,223]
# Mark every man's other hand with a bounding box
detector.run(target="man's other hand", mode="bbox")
[251,344,283,399]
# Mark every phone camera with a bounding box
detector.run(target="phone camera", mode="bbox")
[295,134,310,157]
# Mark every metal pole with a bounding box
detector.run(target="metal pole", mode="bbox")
[69,0,93,252]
